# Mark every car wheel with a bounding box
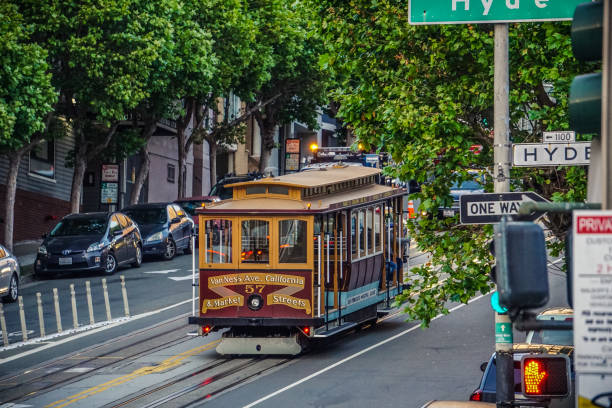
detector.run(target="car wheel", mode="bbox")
[2,273,18,303]
[131,244,142,268]
[105,253,118,275]
[163,238,176,260]
[184,236,193,255]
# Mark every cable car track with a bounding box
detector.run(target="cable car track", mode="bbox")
[0,315,196,403]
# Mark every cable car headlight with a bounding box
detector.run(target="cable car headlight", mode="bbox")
[247,294,264,311]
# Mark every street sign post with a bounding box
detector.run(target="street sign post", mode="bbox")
[460,192,548,224]
[512,142,591,167]
[409,0,586,25]
[543,130,575,143]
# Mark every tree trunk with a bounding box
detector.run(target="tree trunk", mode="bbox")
[129,121,157,204]
[177,129,187,199]
[70,152,87,214]
[259,125,276,173]
[209,141,217,190]
[130,144,150,204]
[3,152,23,251]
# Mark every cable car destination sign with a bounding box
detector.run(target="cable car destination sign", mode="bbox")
[409,0,587,24]
[460,192,548,224]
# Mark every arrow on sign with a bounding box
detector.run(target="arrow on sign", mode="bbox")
[460,192,549,225]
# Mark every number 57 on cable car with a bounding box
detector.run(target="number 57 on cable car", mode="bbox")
[188,165,408,355]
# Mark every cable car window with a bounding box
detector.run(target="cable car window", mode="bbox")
[269,185,289,195]
[367,208,373,254]
[279,220,307,263]
[374,206,381,251]
[359,210,366,257]
[246,185,267,195]
[203,219,232,263]
[241,220,269,263]
[351,213,357,259]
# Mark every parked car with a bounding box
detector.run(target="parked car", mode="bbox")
[173,196,219,241]
[35,212,142,277]
[122,203,193,260]
[526,308,573,346]
[209,173,262,200]
[0,244,20,302]
[438,170,486,218]
[421,402,495,408]
[470,343,574,407]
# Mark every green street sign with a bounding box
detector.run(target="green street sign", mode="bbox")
[409,0,587,25]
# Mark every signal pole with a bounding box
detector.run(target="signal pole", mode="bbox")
[493,23,514,408]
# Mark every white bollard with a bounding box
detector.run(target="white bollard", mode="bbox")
[70,284,78,329]
[37,292,45,338]
[120,275,130,317]
[86,281,94,325]
[18,296,28,341]
[53,288,62,333]
[0,303,9,346]
[102,279,111,321]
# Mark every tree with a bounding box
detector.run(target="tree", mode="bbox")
[19,0,189,212]
[313,0,590,325]
[0,2,56,251]
[246,0,329,173]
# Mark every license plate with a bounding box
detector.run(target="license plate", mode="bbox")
[59,257,72,265]
[443,209,455,217]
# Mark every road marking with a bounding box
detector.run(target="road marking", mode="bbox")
[44,340,220,408]
[144,269,179,274]
[169,275,195,281]
[0,404,33,407]
[242,292,490,408]
[0,298,194,364]
[64,367,94,373]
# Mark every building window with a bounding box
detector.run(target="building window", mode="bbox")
[29,140,55,179]
[167,164,175,183]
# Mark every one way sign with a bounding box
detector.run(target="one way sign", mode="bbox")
[460,192,549,225]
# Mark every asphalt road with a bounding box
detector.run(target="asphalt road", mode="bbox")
[0,248,570,407]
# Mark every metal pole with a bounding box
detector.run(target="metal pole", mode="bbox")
[70,284,78,329]
[0,303,8,346]
[53,288,62,334]
[37,292,45,338]
[494,23,513,408]
[326,233,330,330]
[317,233,322,318]
[86,281,95,325]
[603,0,612,209]
[339,222,343,325]
[102,278,112,321]
[192,230,196,316]
[120,275,130,317]
[386,212,391,307]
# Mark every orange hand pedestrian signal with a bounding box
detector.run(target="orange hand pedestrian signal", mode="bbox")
[523,360,547,394]
[521,355,570,398]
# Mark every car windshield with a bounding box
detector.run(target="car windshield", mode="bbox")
[529,329,573,346]
[483,359,522,392]
[210,185,233,200]
[123,208,167,225]
[174,201,205,216]
[50,217,107,237]
[451,173,484,190]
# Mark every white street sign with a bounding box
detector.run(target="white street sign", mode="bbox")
[542,130,575,143]
[513,142,591,166]
[572,211,612,374]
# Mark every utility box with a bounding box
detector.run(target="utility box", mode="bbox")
[496,220,549,311]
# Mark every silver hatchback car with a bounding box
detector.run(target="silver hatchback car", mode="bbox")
[0,244,20,303]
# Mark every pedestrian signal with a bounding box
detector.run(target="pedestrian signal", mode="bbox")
[521,354,570,398]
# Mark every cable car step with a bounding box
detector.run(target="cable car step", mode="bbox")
[313,322,358,338]
[377,308,394,317]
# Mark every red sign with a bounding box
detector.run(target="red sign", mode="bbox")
[285,139,300,154]
[576,216,612,234]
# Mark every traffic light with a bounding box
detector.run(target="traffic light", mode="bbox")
[496,220,549,311]
[569,1,603,134]
[521,354,571,398]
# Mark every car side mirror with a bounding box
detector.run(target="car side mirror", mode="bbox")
[480,362,488,372]
[171,217,181,224]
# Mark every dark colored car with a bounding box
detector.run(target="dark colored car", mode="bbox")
[470,344,574,407]
[173,196,219,241]
[35,212,143,277]
[209,173,261,200]
[122,203,193,260]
